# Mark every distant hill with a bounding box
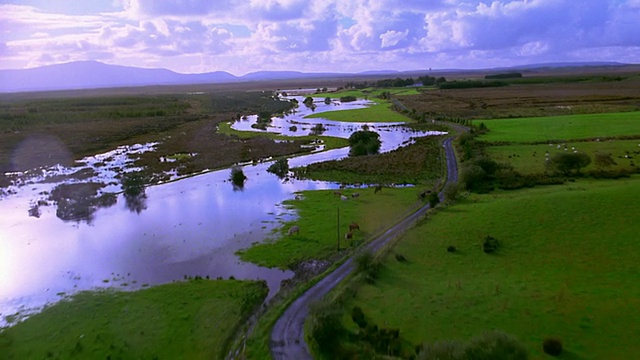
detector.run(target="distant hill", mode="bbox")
[0,61,237,92]
[0,60,635,93]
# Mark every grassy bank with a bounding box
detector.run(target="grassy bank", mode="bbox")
[341,177,640,358]
[238,186,425,269]
[0,280,267,360]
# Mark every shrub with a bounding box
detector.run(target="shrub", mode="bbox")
[230,166,247,189]
[428,192,440,208]
[418,331,528,360]
[308,301,347,357]
[482,235,500,254]
[447,246,457,253]
[340,95,357,102]
[351,306,367,328]
[547,152,591,175]
[464,331,528,360]
[356,251,380,283]
[348,130,381,156]
[443,183,462,203]
[395,253,407,262]
[267,158,289,178]
[542,338,563,356]
[121,172,146,197]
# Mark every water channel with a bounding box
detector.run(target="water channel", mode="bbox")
[0,95,444,326]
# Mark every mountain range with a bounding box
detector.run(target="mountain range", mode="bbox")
[0,60,631,93]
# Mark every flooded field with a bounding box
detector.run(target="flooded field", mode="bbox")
[0,95,443,326]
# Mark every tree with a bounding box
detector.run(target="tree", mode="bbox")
[428,192,440,208]
[121,172,146,197]
[230,166,247,190]
[324,97,332,105]
[547,152,591,175]
[303,96,314,107]
[348,130,381,156]
[267,158,289,178]
[594,151,616,170]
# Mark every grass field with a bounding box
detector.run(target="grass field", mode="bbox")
[305,100,412,123]
[343,176,640,359]
[238,187,426,269]
[0,280,267,360]
[473,111,640,143]
[485,139,640,175]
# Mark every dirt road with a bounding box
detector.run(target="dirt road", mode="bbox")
[270,131,462,359]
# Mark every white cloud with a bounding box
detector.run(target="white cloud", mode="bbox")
[1,1,639,74]
[380,29,408,48]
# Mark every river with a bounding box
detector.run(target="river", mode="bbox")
[0,95,443,326]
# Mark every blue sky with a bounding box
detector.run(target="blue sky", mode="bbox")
[1,0,639,75]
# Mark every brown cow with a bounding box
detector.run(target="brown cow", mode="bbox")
[345,231,353,240]
[374,185,383,194]
[349,222,360,232]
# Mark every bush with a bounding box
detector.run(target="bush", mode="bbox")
[267,158,289,178]
[230,166,247,189]
[447,246,457,253]
[547,152,591,175]
[418,331,528,360]
[395,253,407,262]
[348,130,381,156]
[464,331,528,359]
[542,338,563,356]
[356,251,380,283]
[351,306,367,328]
[340,95,357,102]
[308,301,347,357]
[482,235,500,254]
[121,172,146,197]
[460,164,488,192]
[443,183,462,203]
[428,192,440,208]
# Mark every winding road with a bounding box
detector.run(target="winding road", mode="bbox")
[270,126,465,359]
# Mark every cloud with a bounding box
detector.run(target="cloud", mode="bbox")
[1,1,639,74]
[380,29,408,48]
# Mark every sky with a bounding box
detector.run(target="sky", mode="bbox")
[1,0,639,75]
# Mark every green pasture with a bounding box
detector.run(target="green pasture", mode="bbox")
[305,100,412,123]
[474,111,640,143]
[0,280,267,360]
[486,139,640,175]
[238,187,425,269]
[345,177,640,359]
[217,121,349,150]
